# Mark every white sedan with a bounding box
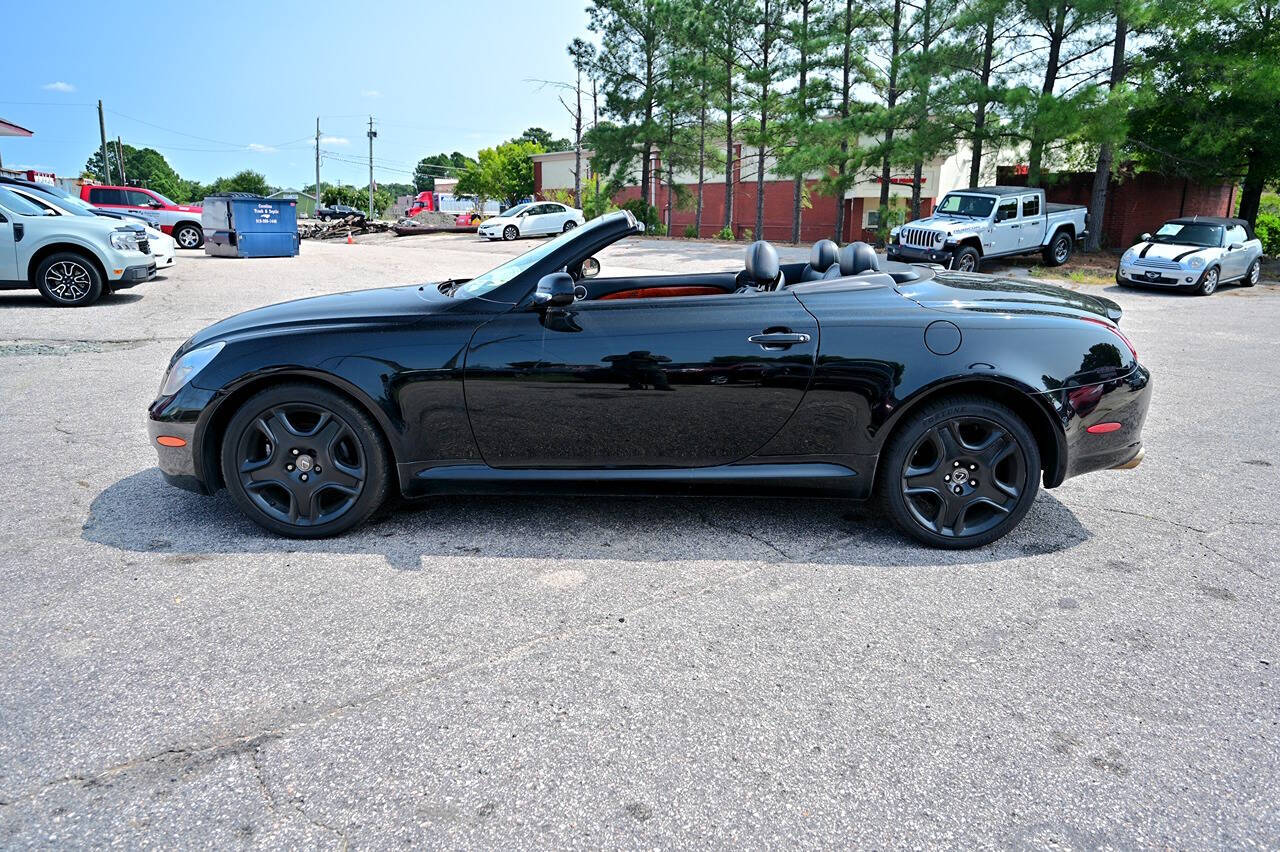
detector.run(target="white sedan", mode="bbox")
[478,202,585,241]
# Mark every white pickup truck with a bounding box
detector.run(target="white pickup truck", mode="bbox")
[886,186,1089,272]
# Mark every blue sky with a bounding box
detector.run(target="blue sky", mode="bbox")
[1,0,590,188]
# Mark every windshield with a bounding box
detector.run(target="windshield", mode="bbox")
[500,203,530,218]
[0,187,54,216]
[936,193,996,217]
[455,215,613,298]
[1153,222,1222,248]
[25,189,95,216]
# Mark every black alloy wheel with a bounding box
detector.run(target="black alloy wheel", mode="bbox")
[563,220,578,233]
[221,384,390,537]
[36,252,104,307]
[503,225,519,241]
[952,246,980,273]
[881,396,1040,548]
[1042,231,1073,266]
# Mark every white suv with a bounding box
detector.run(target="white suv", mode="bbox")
[0,186,156,306]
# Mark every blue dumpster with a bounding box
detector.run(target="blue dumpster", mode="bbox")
[202,193,299,258]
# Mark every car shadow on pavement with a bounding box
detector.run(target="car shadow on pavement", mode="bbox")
[83,468,1091,570]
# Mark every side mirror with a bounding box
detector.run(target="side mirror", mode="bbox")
[1140,233,1152,242]
[581,257,601,279]
[1229,242,1244,251]
[533,272,575,308]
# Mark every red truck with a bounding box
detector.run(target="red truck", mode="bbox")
[80,184,205,249]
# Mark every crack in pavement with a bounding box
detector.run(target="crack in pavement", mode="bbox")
[695,510,794,560]
[0,559,770,815]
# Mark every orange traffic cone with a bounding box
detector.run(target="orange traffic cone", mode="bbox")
[346,230,353,245]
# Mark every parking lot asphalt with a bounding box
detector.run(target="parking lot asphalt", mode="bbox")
[1,235,1277,847]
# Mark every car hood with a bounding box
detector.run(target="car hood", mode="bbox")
[904,214,986,233]
[480,216,516,226]
[182,283,447,352]
[1128,241,1215,262]
[897,273,1123,323]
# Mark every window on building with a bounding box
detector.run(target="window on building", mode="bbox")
[866,208,879,228]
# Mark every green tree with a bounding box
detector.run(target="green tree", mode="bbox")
[84,143,186,200]
[1128,0,1280,226]
[740,0,791,237]
[205,169,271,196]
[516,127,572,151]
[454,139,544,208]
[413,152,474,192]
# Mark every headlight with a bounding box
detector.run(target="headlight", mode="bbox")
[1121,249,1135,264]
[889,226,901,237]
[1188,256,1205,269]
[109,230,140,251]
[159,341,224,396]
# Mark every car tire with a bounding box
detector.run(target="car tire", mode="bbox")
[1243,258,1260,287]
[951,246,981,273]
[503,225,519,241]
[1042,231,1073,266]
[174,223,204,249]
[220,383,391,538]
[1193,266,1220,296]
[879,395,1041,549]
[35,252,104,307]
[563,221,578,233]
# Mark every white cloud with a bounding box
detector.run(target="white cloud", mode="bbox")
[320,136,350,146]
[361,89,382,98]
[42,81,75,93]
[247,143,277,153]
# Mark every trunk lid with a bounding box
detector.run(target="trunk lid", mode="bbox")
[896,272,1123,324]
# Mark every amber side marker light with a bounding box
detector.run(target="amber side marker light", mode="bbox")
[1086,422,1123,434]
[156,435,187,447]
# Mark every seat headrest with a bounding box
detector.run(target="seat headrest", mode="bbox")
[744,240,780,285]
[810,239,839,272]
[839,241,880,275]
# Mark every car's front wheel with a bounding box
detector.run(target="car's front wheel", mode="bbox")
[35,252,104,307]
[1193,266,1219,296]
[563,220,578,233]
[174,223,204,249]
[951,246,981,273]
[220,383,391,538]
[503,225,519,241]
[880,395,1040,549]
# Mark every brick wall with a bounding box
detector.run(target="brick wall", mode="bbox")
[997,168,1235,248]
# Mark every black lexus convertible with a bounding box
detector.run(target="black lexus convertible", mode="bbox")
[149,210,1150,548]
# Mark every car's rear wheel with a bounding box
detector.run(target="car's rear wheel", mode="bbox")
[880,395,1040,549]
[174,223,204,249]
[1193,266,1219,296]
[35,252,104,307]
[952,246,981,273]
[1243,258,1260,287]
[503,225,519,241]
[220,383,391,538]
[1042,231,1073,266]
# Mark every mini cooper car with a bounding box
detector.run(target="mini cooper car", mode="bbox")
[1116,216,1263,295]
[149,212,1151,548]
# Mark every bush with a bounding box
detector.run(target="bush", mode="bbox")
[620,198,660,230]
[715,226,735,241]
[683,224,699,238]
[740,228,753,242]
[649,223,668,237]
[1254,211,1280,257]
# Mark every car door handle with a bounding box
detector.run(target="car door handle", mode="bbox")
[749,331,811,348]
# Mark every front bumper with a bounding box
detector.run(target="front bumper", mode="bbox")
[1116,265,1197,287]
[886,243,952,265]
[1055,364,1153,482]
[112,261,157,289]
[146,416,208,493]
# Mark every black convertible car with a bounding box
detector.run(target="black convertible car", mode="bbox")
[148,210,1150,548]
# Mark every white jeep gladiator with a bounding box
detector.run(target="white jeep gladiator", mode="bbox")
[887,186,1089,272]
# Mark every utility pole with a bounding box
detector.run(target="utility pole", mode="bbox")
[116,137,127,185]
[314,117,322,218]
[367,115,377,219]
[97,100,112,184]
